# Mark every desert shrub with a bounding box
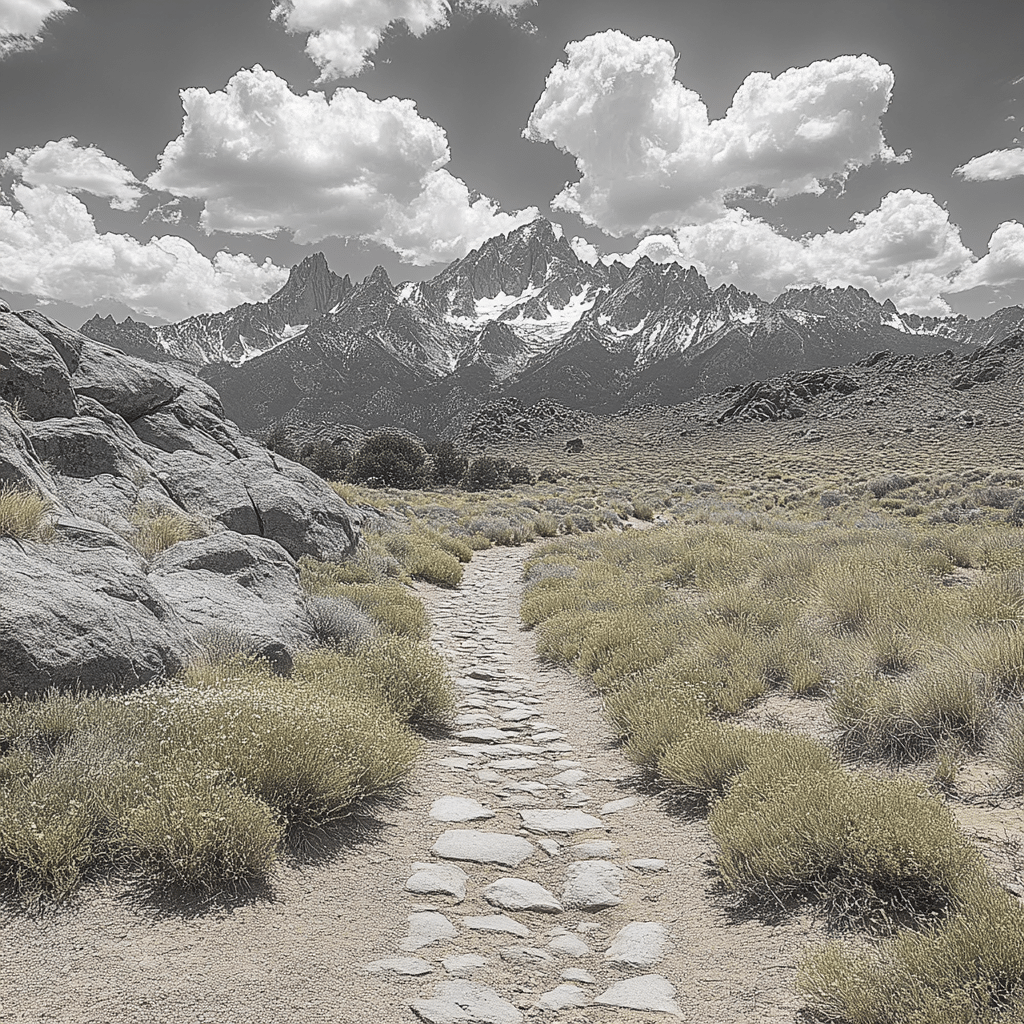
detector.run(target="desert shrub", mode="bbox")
[633,500,655,521]
[830,672,995,760]
[319,580,428,639]
[121,775,282,891]
[658,721,833,802]
[348,432,426,489]
[509,463,534,485]
[964,628,1024,697]
[264,423,299,461]
[1008,498,1024,527]
[299,440,350,481]
[429,440,468,486]
[464,456,514,491]
[993,707,1024,793]
[466,514,515,545]
[380,530,464,587]
[301,637,454,729]
[0,483,54,540]
[798,884,1024,1023]
[302,595,376,649]
[710,757,985,919]
[868,473,918,499]
[128,504,207,558]
[533,513,560,537]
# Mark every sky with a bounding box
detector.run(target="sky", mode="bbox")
[0,0,1022,326]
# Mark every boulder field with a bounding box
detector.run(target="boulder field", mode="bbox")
[0,299,364,696]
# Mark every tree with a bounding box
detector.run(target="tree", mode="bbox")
[430,440,468,486]
[464,456,513,491]
[301,441,350,481]
[264,422,298,461]
[348,432,426,488]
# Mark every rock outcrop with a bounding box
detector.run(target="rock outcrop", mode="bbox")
[0,306,363,697]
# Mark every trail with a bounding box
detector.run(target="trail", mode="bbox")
[0,545,819,1024]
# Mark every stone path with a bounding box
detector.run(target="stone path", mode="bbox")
[361,546,817,1023]
[0,544,818,1024]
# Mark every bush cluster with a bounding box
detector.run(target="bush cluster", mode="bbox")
[521,516,1024,1018]
[0,550,456,903]
[264,426,534,492]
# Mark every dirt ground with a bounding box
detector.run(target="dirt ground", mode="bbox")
[0,545,832,1024]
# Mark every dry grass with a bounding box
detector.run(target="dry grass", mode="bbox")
[126,504,208,558]
[0,483,55,540]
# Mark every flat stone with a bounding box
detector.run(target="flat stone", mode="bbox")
[534,984,588,1012]
[364,957,433,976]
[411,981,523,1024]
[537,838,561,857]
[500,709,540,722]
[481,744,544,756]
[443,954,489,978]
[605,922,669,968]
[548,934,591,957]
[520,809,604,835]
[562,968,596,985]
[430,797,496,823]
[432,830,536,868]
[594,976,682,1017]
[576,922,602,934]
[463,915,531,938]
[550,769,587,786]
[553,760,582,769]
[499,946,554,964]
[531,732,565,743]
[406,862,469,902]
[454,713,495,726]
[483,878,563,914]
[562,791,590,807]
[601,796,641,815]
[439,757,478,770]
[400,912,458,951]
[467,669,499,680]
[476,769,505,784]
[456,728,515,744]
[628,858,668,874]
[562,861,623,910]
[487,758,541,771]
[572,840,616,859]
[503,781,547,793]
[541,743,575,753]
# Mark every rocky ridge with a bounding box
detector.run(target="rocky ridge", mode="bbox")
[80,219,1024,434]
[0,299,363,697]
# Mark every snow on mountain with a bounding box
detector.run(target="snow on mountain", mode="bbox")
[81,217,1024,432]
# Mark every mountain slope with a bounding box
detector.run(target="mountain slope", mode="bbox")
[81,218,1024,432]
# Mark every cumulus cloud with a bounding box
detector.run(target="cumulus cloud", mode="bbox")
[947,220,1024,292]
[271,0,449,80]
[577,191,974,315]
[955,147,1024,182]
[272,0,534,80]
[2,137,143,210]
[525,30,906,236]
[0,182,287,321]
[148,65,536,264]
[0,0,72,56]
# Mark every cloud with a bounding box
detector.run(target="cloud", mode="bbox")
[271,0,450,80]
[271,0,534,81]
[947,220,1024,292]
[525,30,906,236]
[0,0,72,57]
[148,65,536,265]
[579,190,974,315]
[2,137,143,210]
[0,182,287,320]
[955,147,1024,182]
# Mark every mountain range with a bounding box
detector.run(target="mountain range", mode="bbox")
[81,218,1024,436]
